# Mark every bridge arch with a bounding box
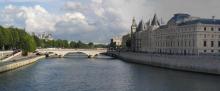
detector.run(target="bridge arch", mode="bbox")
[61,51,100,58]
[38,49,106,58]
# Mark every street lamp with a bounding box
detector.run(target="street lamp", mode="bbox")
[0,51,4,62]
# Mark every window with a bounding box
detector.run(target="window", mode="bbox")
[204,41,207,47]
[211,41,214,47]
[189,41,191,47]
[219,28,220,31]
[193,41,195,47]
[211,27,214,31]
[204,50,207,52]
[211,50,214,53]
[171,41,172,47]
[218,41,220,47]
[204,27,207,31]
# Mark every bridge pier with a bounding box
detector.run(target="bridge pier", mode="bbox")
[88,54,99,58]
[88,55,94,58]
[45,54,49,58]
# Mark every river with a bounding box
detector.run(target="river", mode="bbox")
[0,53,220,91]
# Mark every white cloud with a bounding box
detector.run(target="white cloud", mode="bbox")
[92,0,102,4]
[63,12,86,21]
[0,4,63,34]
[64,1,85,12]
[0,4,95,37]
[90,0,105,17]
[56,0,154,42]
[55,12,93,33]
[19,5,57,33]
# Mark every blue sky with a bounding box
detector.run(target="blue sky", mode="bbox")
[1,0,220,43]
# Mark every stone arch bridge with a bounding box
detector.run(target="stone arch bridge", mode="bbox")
[37,48,107,58]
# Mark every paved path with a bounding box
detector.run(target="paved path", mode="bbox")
[0,51,13,60]
[0,53,38,66]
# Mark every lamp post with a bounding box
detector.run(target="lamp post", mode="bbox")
[0,51,3,62]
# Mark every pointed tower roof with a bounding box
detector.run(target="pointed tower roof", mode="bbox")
[132,17,137,27]
[151,14,160,26]
[137,20,144,32]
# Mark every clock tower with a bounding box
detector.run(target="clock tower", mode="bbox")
[131,17,137,35]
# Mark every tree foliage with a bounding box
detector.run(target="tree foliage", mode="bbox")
[0,26,36,53]
[36,40,107,49]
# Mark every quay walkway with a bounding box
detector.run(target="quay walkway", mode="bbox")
[0,53,45,73]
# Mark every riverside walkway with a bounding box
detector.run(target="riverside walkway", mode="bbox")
[0,51,13,60]
[0,53,44,73]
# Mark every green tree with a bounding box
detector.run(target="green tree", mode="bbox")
[20,34,36,56]
[33,35,41,48]
[69,41,76,48]
[88,42,94,48]
[11,29,20,49]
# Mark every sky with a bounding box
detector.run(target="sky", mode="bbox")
[0,0,220,43]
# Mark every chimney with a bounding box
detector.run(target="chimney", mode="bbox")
[212,16,215,21]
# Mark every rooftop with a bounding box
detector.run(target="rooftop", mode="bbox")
[178,18,220,26]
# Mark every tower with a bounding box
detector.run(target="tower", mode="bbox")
[130,17,137,52]
[131,17,137,35]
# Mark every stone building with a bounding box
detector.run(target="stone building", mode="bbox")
[121,34,131,50]
[112,36,122,47]
[108,36,122,51]
[38,32,53,41]
[124,13,220,55]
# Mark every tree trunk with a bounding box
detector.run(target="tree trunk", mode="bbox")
[2,45,5,51]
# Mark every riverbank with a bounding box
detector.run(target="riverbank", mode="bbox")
[0,55,45,73]
[107,52,220,75]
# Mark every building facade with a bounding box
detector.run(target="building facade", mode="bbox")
[124,13,220,55]
[121,34,131,50]
[112,36,122,47]
[37,32,53,41]
[108,36,122,51]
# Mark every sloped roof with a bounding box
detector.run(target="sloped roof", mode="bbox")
[178,19,220,26]
[137,20,144,32]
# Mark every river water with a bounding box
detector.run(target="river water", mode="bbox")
[0,53,220,91]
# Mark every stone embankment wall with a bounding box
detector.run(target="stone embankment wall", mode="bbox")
[108,52,220,75]
[0,56,45,73]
